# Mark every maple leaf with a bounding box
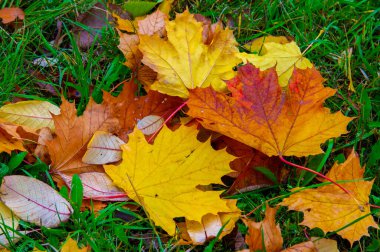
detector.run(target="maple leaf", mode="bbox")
[243,35,291,53]
[239,41,313,87]
[243,205,283,252]
[280,150,378,245]
[187,64,353,157]
[138,10,240,98]
[104,81,183,136]
[47,98,118,175]
[105,125,236,235]
[214,136,283,194]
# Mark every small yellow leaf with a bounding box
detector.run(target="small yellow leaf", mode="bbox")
[61,237,88,252]
[239,41,313,87]
[0,101,60,132]
[105,125,235,235]
[139,10,240,98]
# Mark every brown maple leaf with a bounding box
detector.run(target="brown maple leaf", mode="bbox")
[187,64,353,157]
[280,150,378,245]
[213,136,283,194]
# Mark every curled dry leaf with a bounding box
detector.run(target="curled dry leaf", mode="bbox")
[0,175,73,227]
[280,150,378,245]
[187,64,353,157]
[243,205,283,252]
[239,41,313,87]
[137,115,164,135]
[0,100,60,132]
[105,125,236,236]
[34,127,53,164]
[0,202,19,249]
[60,172,128,202]
[82,131,125,165]
[179,200,240,245]
[0,7,24,24]
[139,10,241,98]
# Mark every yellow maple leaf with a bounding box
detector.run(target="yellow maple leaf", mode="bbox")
[105,125,236,235]
[239,41,313,87]
[280,150,378,245]
[138,10,241,98]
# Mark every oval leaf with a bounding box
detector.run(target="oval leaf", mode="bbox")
[0,175,73,227]
[137,115,164,135]
[61,172,128,202]
[82,131,125,165]
[0,101,60,132]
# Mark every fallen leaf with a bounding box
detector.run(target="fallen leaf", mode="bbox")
[243,205,283,252]
[118,32,142,71]
[34,127,53,164]
[137,115,164,135]
[104,80,183,136]
[158,0,175,15]
[123,1,158,18]
[243,35,291,53]
[311,238,339,252]
[47,98,118,175]
[0,7,24,24]
[82,131,125,165]
[112,13,139,32]
[187,64,353,157]
[280,150,378,245]
[0,175,72,227]
[0,100,60,132]
[139,10,240,98]
[61,237,88,252]
[138,10,167,36]
[213,136,283,194]
[105,125,235,235]
[239,41,312,87]
[179,200,240,245]
[0,123,25,154]
[60,172,128,202]
[0,202,19,249]
[281,241,316,252]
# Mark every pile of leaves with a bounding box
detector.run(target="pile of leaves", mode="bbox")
[0,4,378,252]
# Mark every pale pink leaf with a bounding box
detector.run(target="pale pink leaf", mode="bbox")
[0,175,73,227]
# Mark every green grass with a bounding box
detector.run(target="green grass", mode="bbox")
[0,0,379,251]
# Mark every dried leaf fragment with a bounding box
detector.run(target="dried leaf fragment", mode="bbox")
[0,7,24,24]
[61,237,88,252]
[105,125,235,235]
[243,205,283,252]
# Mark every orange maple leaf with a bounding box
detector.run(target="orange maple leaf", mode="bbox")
[280,150,378,245]
[187,64,353,157]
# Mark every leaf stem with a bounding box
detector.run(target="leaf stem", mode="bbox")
[279,155,351,195]
[148,101,188,143]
